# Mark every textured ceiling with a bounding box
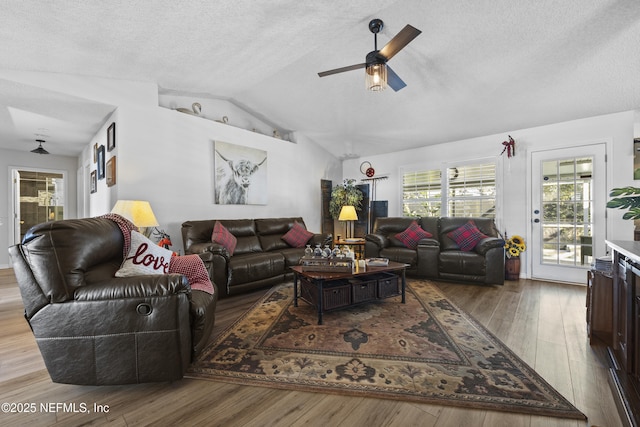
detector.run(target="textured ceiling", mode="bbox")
[0,0,639,158]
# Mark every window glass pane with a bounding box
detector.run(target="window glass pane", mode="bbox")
[447,163,496,218]
[402,169,441,217]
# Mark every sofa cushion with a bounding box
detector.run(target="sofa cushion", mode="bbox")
[212,221,238,255]
[379,247,418,267]
[227,252,286,286]
[116,231,172,277]
[281,221,314,248]
[439,251,485,275]
[447,220,488,252]
[256,217,304,235]
[279,247,306,267]
[395,221,433,249]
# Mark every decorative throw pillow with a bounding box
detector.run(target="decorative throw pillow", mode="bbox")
[211,220,237,255]
[395,221,433,249]
[115,231,172,277]
[447,220,488,252]
[281,221,314,248]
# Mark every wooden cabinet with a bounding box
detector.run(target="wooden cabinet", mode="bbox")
[614,257,632,371]
[586,269,613,346]
[605,241,640,427]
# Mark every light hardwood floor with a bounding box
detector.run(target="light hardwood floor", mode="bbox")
[0,268,621,426]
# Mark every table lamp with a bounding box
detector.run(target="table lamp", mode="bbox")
[111,200,159,237]
[338,205,358,239]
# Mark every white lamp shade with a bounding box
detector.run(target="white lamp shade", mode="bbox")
[111,200,159,227]
[338,205,358,221]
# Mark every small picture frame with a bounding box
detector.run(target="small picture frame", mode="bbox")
[93,143,98,163]
[97,145,105,179]
[106,156,116,187]
[90,170,97,193]
[107,122,116,152]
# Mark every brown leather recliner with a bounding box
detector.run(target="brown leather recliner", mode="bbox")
[365,217,505,285]
[8,217,217,385]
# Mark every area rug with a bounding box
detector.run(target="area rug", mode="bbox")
[187,280,586,420]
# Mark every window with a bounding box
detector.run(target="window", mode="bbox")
[402,161,496,218]
[402,169,442,217]
[447,163,496,218]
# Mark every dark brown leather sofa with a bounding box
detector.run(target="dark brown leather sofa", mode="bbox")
[365,217,505,285]
[8,217,217,385]
[182,217,331,298]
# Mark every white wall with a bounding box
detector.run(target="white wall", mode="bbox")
[1,148,78,267]
[343,111,636,278]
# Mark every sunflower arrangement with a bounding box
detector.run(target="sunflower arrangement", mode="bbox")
[505,234,526,258]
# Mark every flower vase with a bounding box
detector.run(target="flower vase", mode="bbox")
[505,256,521,280]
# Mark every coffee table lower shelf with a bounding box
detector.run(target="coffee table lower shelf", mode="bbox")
[291,263,407,325]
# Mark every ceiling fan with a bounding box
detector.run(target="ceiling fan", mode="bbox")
[318,19,422,92]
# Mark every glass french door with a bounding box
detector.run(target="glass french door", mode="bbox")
[531,144,606,283]
[11,168,65,244]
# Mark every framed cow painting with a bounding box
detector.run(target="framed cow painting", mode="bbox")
[214,141,268,205]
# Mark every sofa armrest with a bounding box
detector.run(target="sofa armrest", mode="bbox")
[416,239,440,277]
[186,242,229,258]
[417,237,440,247]
[75,274,190,301]
[310,233,332,247]
[365,233,388,249]
[475,237,506,256]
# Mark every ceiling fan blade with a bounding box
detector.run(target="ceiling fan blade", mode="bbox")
[318,63,366,77]
[386,66,407,91]
[379,24,422,61]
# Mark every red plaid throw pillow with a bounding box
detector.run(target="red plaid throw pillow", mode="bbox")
[212,221,237,255]
[395,221,432,249]
[282,221,314,248]
[447,220,488,251]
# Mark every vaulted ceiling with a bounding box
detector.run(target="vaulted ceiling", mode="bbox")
[1,0,639,158]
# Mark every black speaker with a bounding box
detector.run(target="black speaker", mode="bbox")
[370,201,388,233]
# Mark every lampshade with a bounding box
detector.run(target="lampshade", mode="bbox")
[111,200,159,228]
[365,62,387,92]
[338,205,358,221]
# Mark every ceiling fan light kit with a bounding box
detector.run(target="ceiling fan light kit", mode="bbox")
[318,18,421,92]
[365,53,387,92]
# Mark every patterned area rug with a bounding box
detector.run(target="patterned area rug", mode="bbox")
[188,280,586,420]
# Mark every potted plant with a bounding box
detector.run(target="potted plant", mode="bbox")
[329,179,364,219]
[606,186,640,219]
[504,234,526,280]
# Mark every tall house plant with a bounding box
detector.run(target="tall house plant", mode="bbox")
[329,179,364,219]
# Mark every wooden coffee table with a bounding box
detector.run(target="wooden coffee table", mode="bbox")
[291,261,408,324]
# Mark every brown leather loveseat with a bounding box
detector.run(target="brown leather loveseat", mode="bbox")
[8,217,217,385]
[182,217,332,298]
[365,217,505,285]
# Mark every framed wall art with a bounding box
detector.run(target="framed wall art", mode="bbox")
[107,122,116,152]
[90,170,97,194]
[214,141,267,205]
[106,156,116,187]
[635,138,640,180]
[97,145,105,179]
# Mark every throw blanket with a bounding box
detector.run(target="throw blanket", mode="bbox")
[102,214,214,295]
